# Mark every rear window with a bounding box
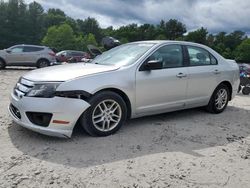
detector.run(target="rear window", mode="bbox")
[23,46,44,52]
[187,46,217,66]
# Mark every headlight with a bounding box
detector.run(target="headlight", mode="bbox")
[26,83,61,98]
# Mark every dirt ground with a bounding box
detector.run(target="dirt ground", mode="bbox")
[0,67,250,188]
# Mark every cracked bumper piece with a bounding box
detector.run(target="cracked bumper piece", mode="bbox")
[8,93,90,138]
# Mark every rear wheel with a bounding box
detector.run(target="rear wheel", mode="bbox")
[80,91,127,136]
[37,59,49,68]
[0,59,6,69]
[242,86,250,95]
[206,84,230,114]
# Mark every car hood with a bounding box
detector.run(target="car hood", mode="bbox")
[0,49,6,54]
[23,63,119,82]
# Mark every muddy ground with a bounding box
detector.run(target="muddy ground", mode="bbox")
[0,67,250,188]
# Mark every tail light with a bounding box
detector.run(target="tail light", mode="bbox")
[49,52,55,56]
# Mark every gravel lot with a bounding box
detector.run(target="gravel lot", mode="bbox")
[0,67,250,188]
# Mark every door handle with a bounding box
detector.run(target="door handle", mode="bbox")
[176,73,187,78]
[213,69,221,74]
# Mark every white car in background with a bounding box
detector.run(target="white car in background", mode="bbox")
[9,41,240,138]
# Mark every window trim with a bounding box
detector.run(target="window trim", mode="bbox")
[23,46,44,52]
[139,44,186,71]
[184,45,218,67]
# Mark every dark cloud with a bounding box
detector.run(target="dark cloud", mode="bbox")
[27,0,250,33]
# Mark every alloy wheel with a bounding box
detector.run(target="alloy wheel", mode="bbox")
[215,88,228,110]
[39,61,49,68]
[92,99,122,132]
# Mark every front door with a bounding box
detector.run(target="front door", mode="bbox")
[6,46,25,65]
[136,44,188,115]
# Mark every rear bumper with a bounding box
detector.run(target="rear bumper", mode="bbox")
[9,93,90,138]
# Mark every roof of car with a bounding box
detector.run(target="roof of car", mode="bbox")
[132,40,211,48]
[131,40,208,48]
[12,44,47,48]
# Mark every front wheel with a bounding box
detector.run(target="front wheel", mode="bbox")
[206,84,230,114]
[80,91,127,136]
[242,86,250,95]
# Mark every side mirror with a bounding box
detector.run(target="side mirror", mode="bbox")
[6,49,11,53]
[144,60,163,70]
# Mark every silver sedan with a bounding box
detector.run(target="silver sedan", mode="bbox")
[9,41,240,138]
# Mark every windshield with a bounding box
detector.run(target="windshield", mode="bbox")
[92,43,155,66]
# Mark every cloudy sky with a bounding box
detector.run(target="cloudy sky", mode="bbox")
[25,0,250,33]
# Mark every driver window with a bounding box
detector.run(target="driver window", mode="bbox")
[149,45,183,68]
[11,47,23,53]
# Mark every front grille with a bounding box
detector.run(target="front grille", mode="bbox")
[9,104,21,119]
[14,78,34,98]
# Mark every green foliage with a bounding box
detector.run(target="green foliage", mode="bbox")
[83,33,98,50]
[119,37,129,44]
[185,27,208,44]
[42,23,80,51]
[235,39,250,62]
[77,17,102,43]
[0,0,249,62]
[28,2,45,44]
[45,8,66,28]
[164,19,187,40]
[155,34,167,40]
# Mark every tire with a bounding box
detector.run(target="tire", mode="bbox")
[37,59,50,68]
[242,86,250,95]
[80,91,127,136]
[206,84,230,114]
[0,59,6,69]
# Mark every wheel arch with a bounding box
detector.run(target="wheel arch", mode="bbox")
[0,57,6,64]
[94,88,132,119]
[36,58,50,65]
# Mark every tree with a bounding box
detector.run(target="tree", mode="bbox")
[164,19,186,40]
[119,37,129,44]
[185,27,208,44]
[42,23,78,51]
[155,34,166,40]
[77,17,102,43]
[101,26,114,37]
[0,1,8,48]
[114,24,139,42]
[28,2,45,44]
[224,31,246,50]
[83,33,97,50]
[235,39,250,62]
[137,24,157,40]
[207,34,215,48]
[44,8,66,28]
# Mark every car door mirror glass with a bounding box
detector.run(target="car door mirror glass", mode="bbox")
[145,60,163,70]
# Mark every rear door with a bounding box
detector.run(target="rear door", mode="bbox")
[185,45,220,106]
[23,46,44,65]
[136,44,188,115]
